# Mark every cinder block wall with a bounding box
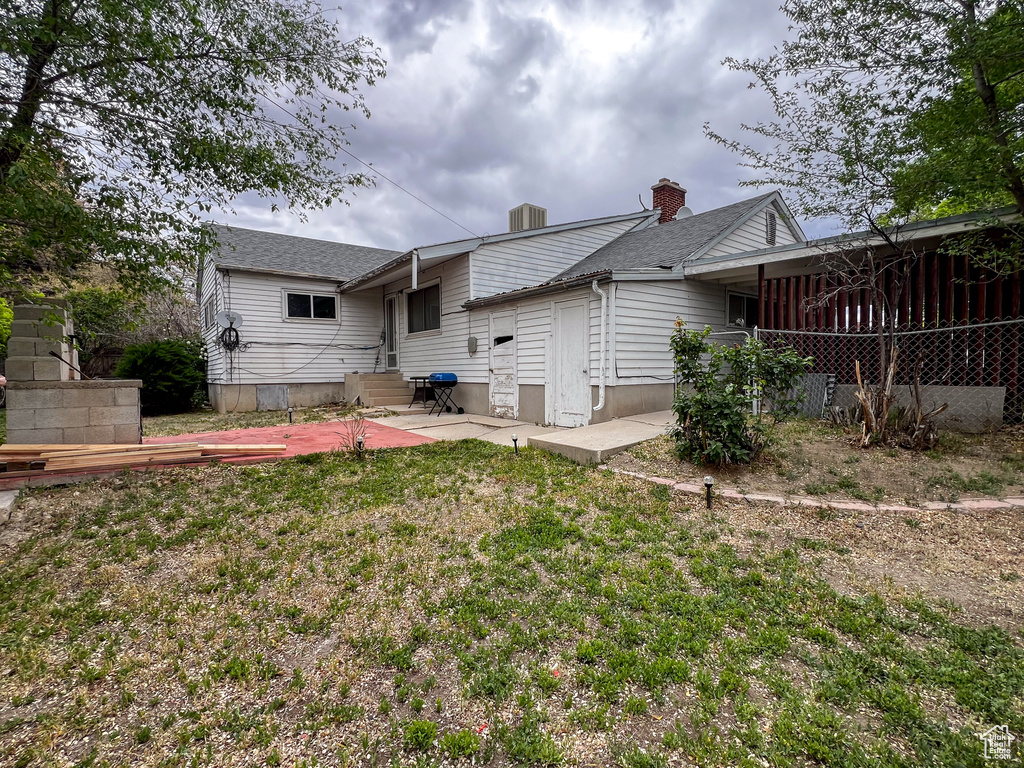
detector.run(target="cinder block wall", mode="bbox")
[6,381,143,444]
[5,301,143,445]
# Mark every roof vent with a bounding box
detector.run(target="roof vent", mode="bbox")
[509,203,547,233]
[674,206,693,220]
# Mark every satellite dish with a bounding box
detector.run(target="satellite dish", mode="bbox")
[216,310,244,328]
[674,206,694,220]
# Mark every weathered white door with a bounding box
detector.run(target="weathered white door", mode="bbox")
[384,295,399,370]
[488,310,517,418]
[552,299,590,427]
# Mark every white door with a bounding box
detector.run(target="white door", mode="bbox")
[552,299,591,427]
[489,310,517,418]
[384,295,399,370]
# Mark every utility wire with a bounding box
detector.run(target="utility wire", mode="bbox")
[337,146,480,238]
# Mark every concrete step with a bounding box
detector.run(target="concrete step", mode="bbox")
[527,414,671,465]
[357,374,405,383]
[361,387,412,398]
[364,395,416,406]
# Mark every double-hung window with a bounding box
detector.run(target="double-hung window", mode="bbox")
[286,292,338,320]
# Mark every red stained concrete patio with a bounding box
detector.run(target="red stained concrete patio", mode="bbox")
[144,419,434,459]
[0,420,434,489]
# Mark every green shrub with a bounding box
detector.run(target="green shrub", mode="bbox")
[403,719,438,751]
[670,321,812,466]
[114,337,205,415]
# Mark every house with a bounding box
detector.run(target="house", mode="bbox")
[198,179,804,424]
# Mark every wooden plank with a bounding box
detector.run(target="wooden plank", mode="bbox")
[45,448,204,471]
[38,443,199,459]
[198,445,287,454]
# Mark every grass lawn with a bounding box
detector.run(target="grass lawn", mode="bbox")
[0,441,1022,767]
[141,403,360,438]
[611,420,1024,505]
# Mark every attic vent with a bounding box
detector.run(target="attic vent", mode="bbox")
[509,203,547,233]
[766,210,777,246]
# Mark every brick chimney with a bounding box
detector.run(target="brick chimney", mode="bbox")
[651,178,687,223]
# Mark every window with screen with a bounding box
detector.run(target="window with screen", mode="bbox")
[203,299,216,329]
[285,292,337,319]
[766,210,777,246]
[407,283,441,333]
[728,293,758,328]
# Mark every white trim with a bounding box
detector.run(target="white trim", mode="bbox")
[281,289,340,322]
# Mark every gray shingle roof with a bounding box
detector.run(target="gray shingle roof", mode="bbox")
[550,192,777,281]
[209,224,401,281]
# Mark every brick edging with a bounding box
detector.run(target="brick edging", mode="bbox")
[598,466,1024,513]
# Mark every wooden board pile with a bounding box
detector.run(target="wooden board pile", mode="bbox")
[0,442,287,477]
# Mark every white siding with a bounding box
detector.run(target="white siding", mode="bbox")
[513,288,596,387]
[703,202,799,259]
[208,270,383,384]
[612,281,727,380]
[470,220,639,299]
[385,255,492,384]
[199,264,226,383]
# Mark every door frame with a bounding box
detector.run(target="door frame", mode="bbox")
[488,309,518,418]
[384,294,400,370]
[549,298,591,427]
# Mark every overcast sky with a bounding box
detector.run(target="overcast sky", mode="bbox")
[226,0,822,252]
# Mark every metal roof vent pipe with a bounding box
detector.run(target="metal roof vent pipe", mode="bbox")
[651,178,687,223]
[508,203,547,232]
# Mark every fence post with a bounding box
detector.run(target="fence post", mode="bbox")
[752,326,761,417]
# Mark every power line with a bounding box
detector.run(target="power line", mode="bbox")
[337,146,480,238]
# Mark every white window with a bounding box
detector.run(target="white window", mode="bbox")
[203,299,216,329]
[285,292,338,320]
[728,293,758,328]
[407,282,441,334]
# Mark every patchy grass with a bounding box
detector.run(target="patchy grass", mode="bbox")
[613,420,1024,504]
[141,401,360,437]
[0,441,1022,767]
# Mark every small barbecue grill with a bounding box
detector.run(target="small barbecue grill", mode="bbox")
[428,372,464,416]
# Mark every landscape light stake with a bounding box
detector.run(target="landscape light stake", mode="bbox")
[356,435,364,459]
[511,434,519,454]
[288,407,294,424]
[704,475,714,509]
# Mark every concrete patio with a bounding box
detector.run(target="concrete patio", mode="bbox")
[366,409,674,463]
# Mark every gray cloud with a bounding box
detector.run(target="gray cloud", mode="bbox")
[225,0,821,249]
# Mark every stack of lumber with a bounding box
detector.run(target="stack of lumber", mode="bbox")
[0,442,287,476]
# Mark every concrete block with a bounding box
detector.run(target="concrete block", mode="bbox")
[33,339,65,357]
[6,427,63,444]
[85,425,116,444]
[0,491,18,518]
[115,388,140,407]
[35,407,89,429]
[13,305,66,323]
[114,423,142,444]
[12,388,62,409]
[33,358,64,381]
[9,319,43,338]
[89,405,138,426]
[64,388,116,408]
[4,409,34,430]
[4,358,35,381]
[62,427,87,444]
[6,339,36,357]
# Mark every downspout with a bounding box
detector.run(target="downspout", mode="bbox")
[411,249,419,290]
[592,280,607,411]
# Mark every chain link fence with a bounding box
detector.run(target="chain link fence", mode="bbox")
[756,318,1024,431]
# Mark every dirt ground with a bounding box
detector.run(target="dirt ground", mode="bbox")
[609,420,1024,506]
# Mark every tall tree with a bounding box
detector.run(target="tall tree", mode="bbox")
[0,0,385,297]
[707,0,1024,229]
[706,0,1024,447]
